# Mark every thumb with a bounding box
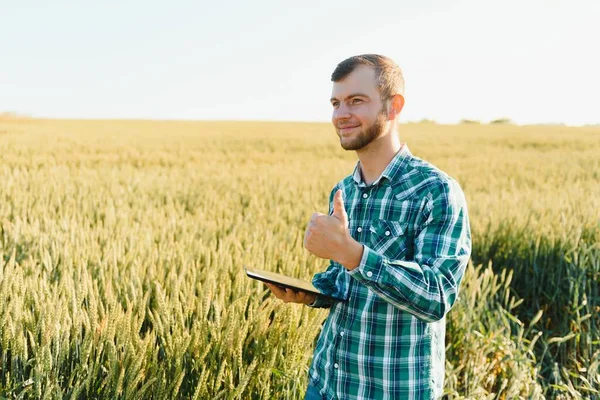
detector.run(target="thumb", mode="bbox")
[332,189,348,225]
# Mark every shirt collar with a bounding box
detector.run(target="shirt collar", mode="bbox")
[351,143,412,188]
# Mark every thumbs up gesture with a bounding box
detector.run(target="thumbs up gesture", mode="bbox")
[331,189,349,227]
[304,189,362,268]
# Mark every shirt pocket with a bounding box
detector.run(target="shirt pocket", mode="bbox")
[368,219,409,260]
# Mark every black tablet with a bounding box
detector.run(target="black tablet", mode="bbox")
[244,265,334,300]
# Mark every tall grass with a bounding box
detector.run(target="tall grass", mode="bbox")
[0,120,598,398]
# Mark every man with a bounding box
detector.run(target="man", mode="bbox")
[266,54,471,400]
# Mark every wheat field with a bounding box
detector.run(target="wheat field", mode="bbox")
[0,119,598,399]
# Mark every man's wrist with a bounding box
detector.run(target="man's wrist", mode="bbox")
[305,294,317,306]
[336,237,364,271]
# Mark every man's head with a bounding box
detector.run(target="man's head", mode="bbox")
[330,54,405,151]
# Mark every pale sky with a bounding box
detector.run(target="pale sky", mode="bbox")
[1,0,599,125]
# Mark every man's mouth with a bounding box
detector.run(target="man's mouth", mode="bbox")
[338,125,360,134]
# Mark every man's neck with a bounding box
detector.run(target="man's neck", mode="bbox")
[356,131,402,186]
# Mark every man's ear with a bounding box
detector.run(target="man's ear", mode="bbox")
[388,94,405,120]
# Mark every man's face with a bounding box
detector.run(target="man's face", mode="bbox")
[330,65,389,151]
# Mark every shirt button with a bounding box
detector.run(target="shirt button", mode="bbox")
[334,363,339,369]
[366,271,373,278]
[362,193,368,199]
[357,227,362,233]
[385,230,391,236]
[340,331,345,337]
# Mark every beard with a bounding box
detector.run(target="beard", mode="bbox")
[339,108,388,151]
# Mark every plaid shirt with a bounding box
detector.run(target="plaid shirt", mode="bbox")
[308,144,471,400]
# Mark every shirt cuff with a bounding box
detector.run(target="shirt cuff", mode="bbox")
[346,245,384,283]
[306,295,332,309]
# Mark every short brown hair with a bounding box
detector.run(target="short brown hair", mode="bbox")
[331,54,405,99]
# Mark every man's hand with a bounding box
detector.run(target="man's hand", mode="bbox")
[265,283,316,305]
[304,189,363,269]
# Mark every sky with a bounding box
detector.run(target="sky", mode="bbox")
[1,0,599,125]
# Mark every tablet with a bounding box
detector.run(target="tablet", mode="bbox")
[244,265,333,299]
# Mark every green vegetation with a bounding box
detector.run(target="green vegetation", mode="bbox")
[0,120,598,399]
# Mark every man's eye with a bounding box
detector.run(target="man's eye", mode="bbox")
[351,99,363,104]
[332,102,339,108]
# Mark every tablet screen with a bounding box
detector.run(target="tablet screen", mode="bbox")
[244,266,330,298]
